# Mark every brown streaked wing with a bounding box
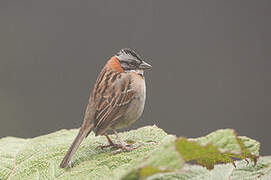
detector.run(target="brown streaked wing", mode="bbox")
[92,72,135,135]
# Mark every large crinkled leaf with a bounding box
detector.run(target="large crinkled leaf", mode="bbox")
[121,129,261,179]
[0,126,264,180]
[190,129,241,153]
[118,135,184,180]
[0,126,169,180]
[0,137,28,180]
[171,129,260,170]
[176,129,260,170]
[146,156,271,180]
[176,137,237,170]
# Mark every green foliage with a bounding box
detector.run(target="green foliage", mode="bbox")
[147,156,271,180]
[175,129,259,169]
[120,135,183,180]
[0,126,269,180]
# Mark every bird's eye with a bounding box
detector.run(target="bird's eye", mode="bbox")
[129,61,137,67]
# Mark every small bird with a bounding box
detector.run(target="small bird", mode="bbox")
[59,48,152,168]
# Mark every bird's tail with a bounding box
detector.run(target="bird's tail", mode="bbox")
[59,123,93,168]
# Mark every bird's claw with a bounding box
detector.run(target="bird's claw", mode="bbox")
[111,143,142,154]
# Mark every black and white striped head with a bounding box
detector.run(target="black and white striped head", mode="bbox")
[116,48,152,72]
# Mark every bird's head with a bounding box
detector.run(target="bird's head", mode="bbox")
[116,48,152,74]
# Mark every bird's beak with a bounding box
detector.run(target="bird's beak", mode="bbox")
[139,61,152,70]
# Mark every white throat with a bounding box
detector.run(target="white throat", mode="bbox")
[127,69,144,76]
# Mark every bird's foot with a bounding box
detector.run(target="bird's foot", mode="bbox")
[98,139,157,151]
[111,143,142,154]
[97,140,131,150]
[113,140,158,153]
[98,141,133,150]
[97,141,119,150]
[97,144,114,150]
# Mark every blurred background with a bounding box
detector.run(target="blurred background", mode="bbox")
[0,1,270,155]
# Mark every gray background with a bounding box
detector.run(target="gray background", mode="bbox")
[0,0,270,155]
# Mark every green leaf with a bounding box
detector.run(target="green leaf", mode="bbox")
[0,137,27,180]
[146,156,271,180]
[175,129,260,170]
[0,126,266,180]
[176,137,236,170]
[120,135,184,180]
[0,126,170,180]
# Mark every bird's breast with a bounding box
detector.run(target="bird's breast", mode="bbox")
[114,75,146,129]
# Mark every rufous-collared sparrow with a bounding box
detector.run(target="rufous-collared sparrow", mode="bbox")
[60,48,152,168]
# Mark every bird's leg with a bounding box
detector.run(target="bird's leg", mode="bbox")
[105,133,115,146]
[113,129,130,149]
[98,133,117,149]
[112,129,141,153]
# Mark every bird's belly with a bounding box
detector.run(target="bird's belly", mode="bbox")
[113,79,146,129]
